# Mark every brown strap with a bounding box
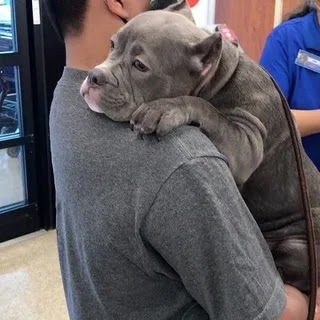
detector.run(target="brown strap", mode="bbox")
[268,74,318,319]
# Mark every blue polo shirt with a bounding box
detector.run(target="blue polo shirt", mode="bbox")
[260,9,320,170]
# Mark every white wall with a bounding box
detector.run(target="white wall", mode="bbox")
[191,0,216,27]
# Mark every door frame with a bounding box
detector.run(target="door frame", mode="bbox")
[0,0,41,241]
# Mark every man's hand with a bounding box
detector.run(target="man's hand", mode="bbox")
[279,285,320,320]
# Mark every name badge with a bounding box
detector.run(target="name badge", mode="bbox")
[295,49,320,74]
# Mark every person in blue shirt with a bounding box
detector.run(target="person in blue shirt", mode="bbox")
[260,0,320,170]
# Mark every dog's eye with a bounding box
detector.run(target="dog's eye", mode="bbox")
[110,40,115,50]
[133,60,149,72]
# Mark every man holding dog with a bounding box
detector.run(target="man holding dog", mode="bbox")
[44,0,314,318]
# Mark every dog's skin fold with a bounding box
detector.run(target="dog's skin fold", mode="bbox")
[81,0,320,294]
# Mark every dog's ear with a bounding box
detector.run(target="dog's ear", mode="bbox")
[165,0,195,23]
[190,33,223,95]
[191,33,223,76]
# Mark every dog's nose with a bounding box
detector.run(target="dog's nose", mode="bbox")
[88,68,107,87]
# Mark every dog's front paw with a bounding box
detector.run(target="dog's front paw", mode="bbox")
[130,99,190,137]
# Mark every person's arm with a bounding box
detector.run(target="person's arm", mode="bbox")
[291,109,320,137]
[141,156,288,319]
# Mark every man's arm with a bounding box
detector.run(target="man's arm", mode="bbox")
[280,285,309,320]
[141,156,286,319]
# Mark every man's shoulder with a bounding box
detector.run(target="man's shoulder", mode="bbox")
[153,125,226,163]
[113,124,228,184]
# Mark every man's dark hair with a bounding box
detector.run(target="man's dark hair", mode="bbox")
[42,0,89,38]
[149,0,179,10]
[43,0,180,39]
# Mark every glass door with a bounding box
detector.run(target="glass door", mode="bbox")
[0,0,40,241]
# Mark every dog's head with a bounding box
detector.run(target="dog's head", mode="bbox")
[80,0,223,121]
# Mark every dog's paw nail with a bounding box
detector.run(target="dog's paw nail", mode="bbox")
[137,131,144,140]
[156,136,161,142]
[130,123,134,131]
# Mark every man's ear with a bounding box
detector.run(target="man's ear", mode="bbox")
[190,33,223,95]
[165,0,195,23]
[105,0,129,20]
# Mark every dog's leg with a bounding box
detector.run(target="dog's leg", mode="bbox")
[131,96,267,185]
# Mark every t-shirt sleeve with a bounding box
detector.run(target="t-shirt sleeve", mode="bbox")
[141,156,285,320]
[260,27,292,100]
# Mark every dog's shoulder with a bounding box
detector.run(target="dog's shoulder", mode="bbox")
[217,54,281,106]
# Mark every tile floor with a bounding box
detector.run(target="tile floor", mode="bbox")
[0,230,69,320]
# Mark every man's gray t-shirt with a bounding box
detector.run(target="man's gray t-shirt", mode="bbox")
[50,68,285,320]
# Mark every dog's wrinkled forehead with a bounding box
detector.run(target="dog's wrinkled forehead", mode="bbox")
[118,11,205,50]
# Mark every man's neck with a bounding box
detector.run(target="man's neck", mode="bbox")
[65,35,110,71]
[65,11,124,71]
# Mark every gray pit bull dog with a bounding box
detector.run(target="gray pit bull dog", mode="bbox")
[80,1,320,293]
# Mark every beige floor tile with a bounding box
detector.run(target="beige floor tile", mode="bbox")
[0,230,69,320]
